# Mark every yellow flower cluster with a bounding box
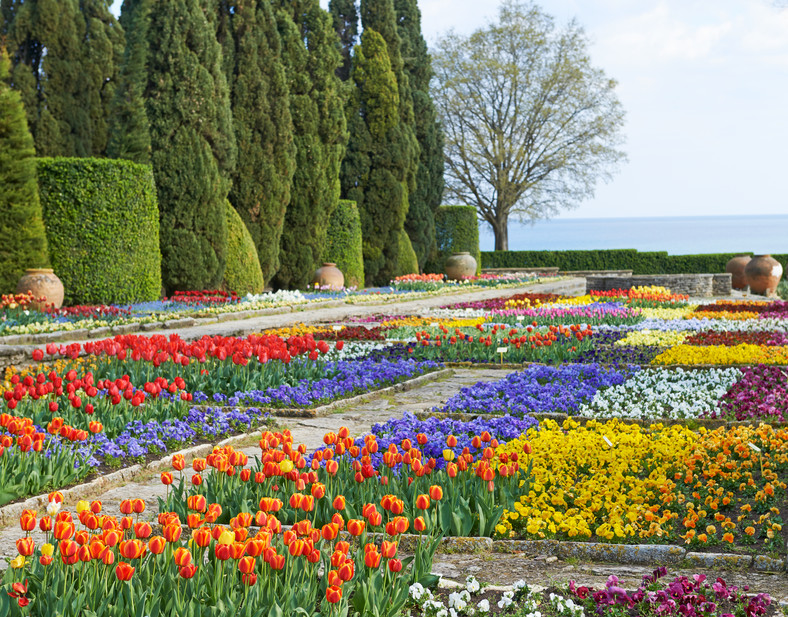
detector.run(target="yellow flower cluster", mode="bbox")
[495,420,787,549]
[257,323,333,338]
[380,316,487,329]
[503,297,543,310]
[494,419,698,540]
[614,330,690,347]
[652,344,788,366]
[631,285,673,296]
[639,307,698,320]
[692,311,760,321]
[551,295,595,306]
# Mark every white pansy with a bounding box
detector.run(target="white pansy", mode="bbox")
[476,598,490,613]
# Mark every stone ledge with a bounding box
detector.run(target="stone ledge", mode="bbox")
[685,552,753,569]
[557,542,686,566]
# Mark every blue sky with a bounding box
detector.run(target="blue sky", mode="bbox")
[111,1,788,220]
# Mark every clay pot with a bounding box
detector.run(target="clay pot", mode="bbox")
[445,252,477,281]
[16,268,65,309]
[725,255,751,290]
[312,263,345,289]
[744,255,783,296]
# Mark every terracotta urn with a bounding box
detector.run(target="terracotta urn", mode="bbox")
[16,268,65,309]
[445,252,477,281]
[725,255,751,290]
[744,255,783,296]
[312,262,345,289]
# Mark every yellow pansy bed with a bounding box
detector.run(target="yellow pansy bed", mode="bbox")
[380,316,488,329]
[257,323,332,338]
[615,330,691,347]
[692,310,761,321]
[638,307,698,320]
[652,344,788,366]
[494,419,786,553]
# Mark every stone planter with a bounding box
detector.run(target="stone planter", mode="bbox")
[744,255,783,296]
[725,255,751,290]
[16,268,64,309]
[445,252,477,281]
[312,263,344,289]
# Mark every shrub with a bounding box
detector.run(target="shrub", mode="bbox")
[0,47,49,293]
[426,205,480,274]
[37,157,161,304]
[481,249,788,275]
[223,201,265,295]
[322,200,364,288]
[395,229,419,278]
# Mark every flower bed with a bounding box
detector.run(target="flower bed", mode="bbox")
[494,419,787,554]
[433,364,632,417]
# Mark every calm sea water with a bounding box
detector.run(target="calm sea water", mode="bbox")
[479,215,788,255]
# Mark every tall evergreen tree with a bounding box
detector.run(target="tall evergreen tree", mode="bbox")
[128,0,236,292]
[328,0,358,81]
[3,0,123,156]
[395,0,444,270]
[0,46,49,292]
[210,0,296,284]
[272,0,347,290]
[106,0,151,163]
[340,0,419,284]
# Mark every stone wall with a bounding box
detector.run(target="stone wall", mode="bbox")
[586,273,732,297]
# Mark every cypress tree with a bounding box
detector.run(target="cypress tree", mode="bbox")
[211,0,296,284]
[3,0,123,157]
[395,0,444,270]
[0,46,49,292]
[328,0,358,81]
[106,0,151,164]
[134,0,236,292]
[340,0,419,284]
[272,0,347,290]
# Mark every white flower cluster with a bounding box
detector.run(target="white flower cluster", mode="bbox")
[549,592,585,616]
[578,367,742,420]
[322,341,389,360]
[242,289,307,306]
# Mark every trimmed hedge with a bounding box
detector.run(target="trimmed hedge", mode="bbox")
[426,205,481,275]
[37,158,161,305]
[223,201,265,295]
[481,249,788,275]
[323,200,365,289]
[395,229,419,278]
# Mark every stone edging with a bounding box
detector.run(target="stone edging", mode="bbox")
[0,368,453,527]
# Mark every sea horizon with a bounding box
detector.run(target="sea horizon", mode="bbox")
[478,213,788,255]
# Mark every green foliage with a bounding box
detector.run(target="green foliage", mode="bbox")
[432,0,626,250]
[134,0,236,292]
[273,0,348,290]
[395,0,444,271]
[395,229,419,278]
[0,46,49,293]
[107,0,151,164]
[37,157,161,304]
[329,0,358,81]
[211,0,296,283]
[223,201,265,296]
[3,0,124,157]
[480,249,788,275]
[323,199,365,288]
[426,205,480,275]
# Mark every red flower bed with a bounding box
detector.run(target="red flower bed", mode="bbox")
[693,301,771,314]
[685,330,788,346]
[314,326,390,341]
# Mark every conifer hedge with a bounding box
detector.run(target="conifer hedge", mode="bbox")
[322,200,364,289]
[222,201,265,295]
[37,158,161,305]
[0,47,49,293]
[480,249,788,274]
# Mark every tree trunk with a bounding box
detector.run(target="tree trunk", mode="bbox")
[492,216,509,251]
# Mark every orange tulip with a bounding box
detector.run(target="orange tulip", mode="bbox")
[238,556,255,574]
[347,519,365,536]
[174,547,192,567]
[115,562,135,581]
[148,536,166,555]
[163,524,182,543]
[415,494,430,510]
[380,540,397,558]
[16,538,34,557]
[187,495,207,512]
[326,585,342,604]
[429,485,443,501]
[179,564,197,579]
[19,510,36,532]
[160,472,173,485]
[413,516,426,532]
[134,522,152,539]
[338,560,354,581]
